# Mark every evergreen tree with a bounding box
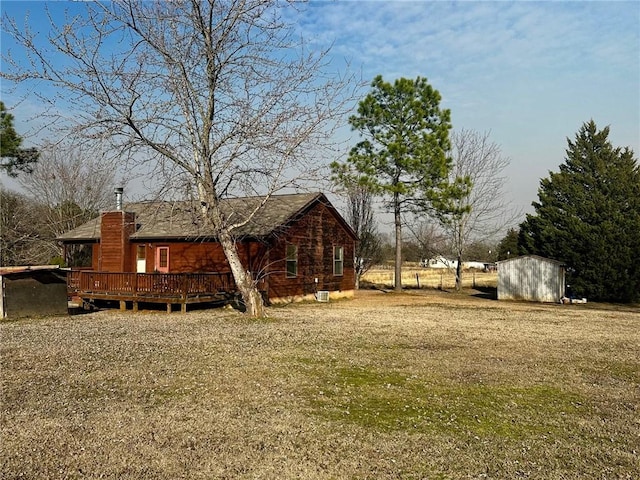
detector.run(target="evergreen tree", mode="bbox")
[331,75,453,291]
[0,102,39,177]
[519,121,640,302]
[497,228,519,260]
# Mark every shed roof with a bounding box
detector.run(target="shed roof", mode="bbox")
[496,255,565,266]
[0,265,63,276]
[58,192,355,242]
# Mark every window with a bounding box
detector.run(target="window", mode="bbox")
[286,244,298,278]
[333,246,344,276]
[155,246,169,273]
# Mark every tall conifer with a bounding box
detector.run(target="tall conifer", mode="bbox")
[520,121,640,302]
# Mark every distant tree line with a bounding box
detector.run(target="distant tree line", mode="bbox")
[1,105,119,267]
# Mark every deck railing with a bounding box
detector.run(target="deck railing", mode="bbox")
[68,270,235,298]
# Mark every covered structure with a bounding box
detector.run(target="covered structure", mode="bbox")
[497,255,566,303]
[0,266,68,319]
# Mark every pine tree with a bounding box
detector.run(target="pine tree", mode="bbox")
[519,120,640,302]
[497,228,519,261]
[331,75,454,291]
[0,102,39,177]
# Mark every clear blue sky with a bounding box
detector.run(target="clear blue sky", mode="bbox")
[2,1,639,223]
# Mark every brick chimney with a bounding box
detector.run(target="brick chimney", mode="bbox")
[98,188,135,272]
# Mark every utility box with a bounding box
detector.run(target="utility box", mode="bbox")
[316,290,330,302]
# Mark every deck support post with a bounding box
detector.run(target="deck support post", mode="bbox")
[119,300,126,311]
[167,303,171,313]
[181,303,187,314]
[133,301,138,312]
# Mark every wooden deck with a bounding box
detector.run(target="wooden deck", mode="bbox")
[68,270,237,313]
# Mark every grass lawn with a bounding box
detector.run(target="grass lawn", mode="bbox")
[1,290,638,479]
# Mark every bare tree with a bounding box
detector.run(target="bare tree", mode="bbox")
[19,140,119,235]
[435,129,519,291]
[16,140,120,264]
[2,0,356,316]
[0,188,51,266]
[405,219,449,265]
[339,183,382,288]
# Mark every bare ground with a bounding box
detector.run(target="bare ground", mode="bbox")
[1,289,638,479]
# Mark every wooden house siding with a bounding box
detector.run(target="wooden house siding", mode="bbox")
[91,244,100,271]
[267,201,355,300]
[127,241,268,276]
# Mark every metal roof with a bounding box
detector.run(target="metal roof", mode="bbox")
[495,254,565,266]
[0,265,63,276]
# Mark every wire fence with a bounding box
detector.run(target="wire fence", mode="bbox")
[361,268,497,290]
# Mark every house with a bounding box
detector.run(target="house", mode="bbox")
[58,192,357,311]
[497,255,565,303]
[0,265,68,319]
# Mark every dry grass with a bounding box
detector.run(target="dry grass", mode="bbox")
[1,290,639,479]
[361,267,497,290]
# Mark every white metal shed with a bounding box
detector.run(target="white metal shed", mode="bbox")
[497,255,565,303]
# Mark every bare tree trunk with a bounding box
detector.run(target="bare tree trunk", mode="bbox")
[394,193,402,292]
[455,252,463,292]
[455,224,463,292]
[199,184,266,317]
[218,228,264,317]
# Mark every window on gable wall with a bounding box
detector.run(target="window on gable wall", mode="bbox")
[286,244,298,278]
[333,246,344,276]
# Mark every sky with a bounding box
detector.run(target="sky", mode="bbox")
[2,0,639,228]
[295,0,640,217]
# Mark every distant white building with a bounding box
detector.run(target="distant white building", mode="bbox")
[420,257,487,271]
[420,256,457,269]
[464,261,487,270]
[497,255,565,303]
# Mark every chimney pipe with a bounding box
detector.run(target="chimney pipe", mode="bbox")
[114,187,124,211]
